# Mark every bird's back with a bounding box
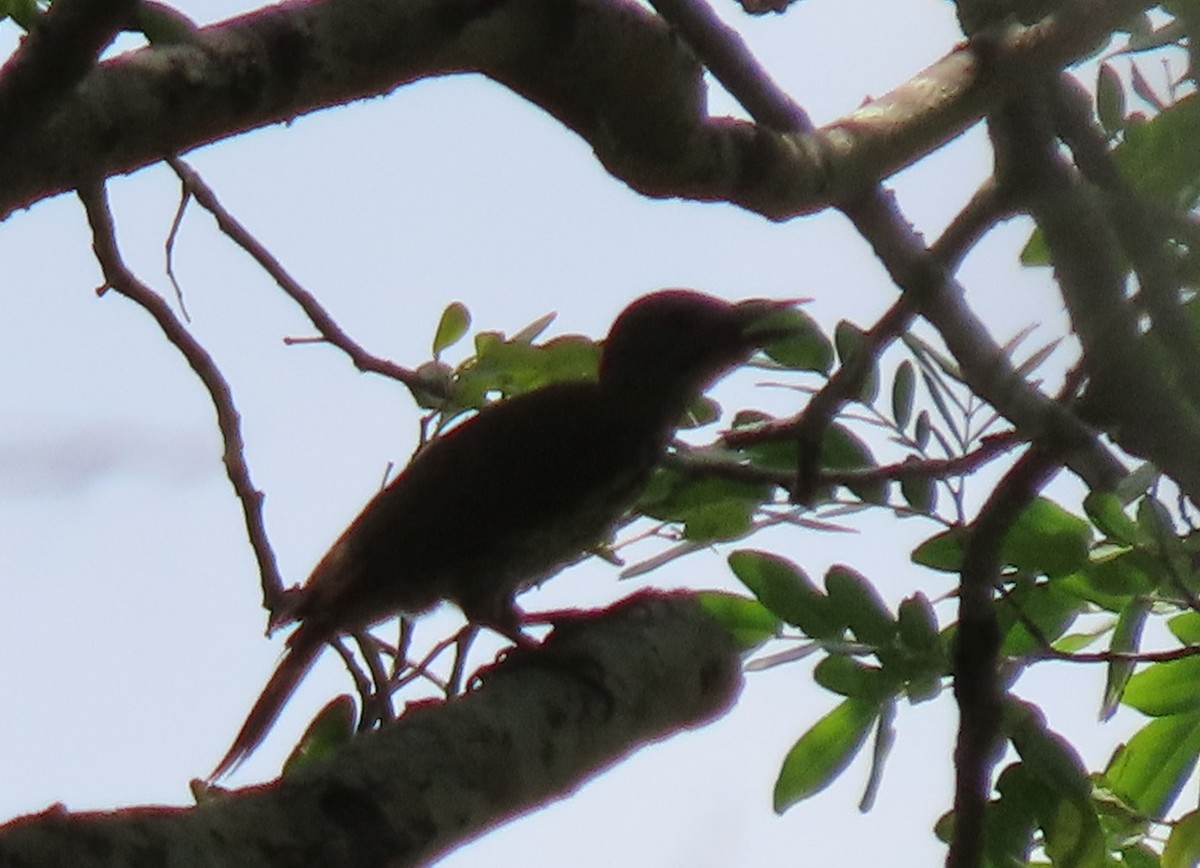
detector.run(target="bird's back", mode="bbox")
[292,380,664,636]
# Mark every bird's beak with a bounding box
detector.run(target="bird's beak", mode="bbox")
[734,297,813,348]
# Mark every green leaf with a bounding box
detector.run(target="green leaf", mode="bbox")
[282,695,356,777]
[680,395,721,429]
[1041,796,1106,868]
[834,319,866,364]
[640,473,771,543]
[1003,701,1106,867]
[1084,491,1139,546]
[897,592,939,652]
[1005,698,1092,802]
[696,591,779,649]
[432,301,471,358]
[4,0,42,29]
[741,438,797,474]
[891,360,915,428]
[914,409,932,450]
[774,697,879,812]
[1097,63,1127,136]
[727,549,840,640]
[899,464,936,514]
[904,673,943,704]
[1164,809,1200,868]
[1020,226,1052,266]
[1115,93,1200,209]
[822,424,883,503]
[761,308,834,374]
[919,368,964,444]
[901,331,963,382]
[813,655,892,700]
[448,331,600,414]
[824,565,896,647]
[1101,596,1150,721]
[1137,496,1177,544]
[1116,462,1159,503]
[912,527,966,572]
[1105,711,1200,817]
[985,764,1041,867]
[681,498,756,541]
[999,580,1086,657]
[1168,611,1200,645]
[1120,842,1161,868]
[1075,550,1154,602]
[833,320,878,403]
[1003,498,1092,579]
[1124,656,1200,716]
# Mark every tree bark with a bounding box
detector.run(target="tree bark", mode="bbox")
[0,0,1152,221]
[0,592,742,868]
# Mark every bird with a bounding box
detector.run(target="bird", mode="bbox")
[210,289,798,779]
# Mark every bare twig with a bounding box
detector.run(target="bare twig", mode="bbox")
[328,633,375,714]
[929,178,1016,271]
[76,179,286,613]
[389,632,457,694]
[164,157,427,394]
[675,429,1021,490]
[163,184,193,321]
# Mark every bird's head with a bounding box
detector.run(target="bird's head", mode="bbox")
[599,289,801,421]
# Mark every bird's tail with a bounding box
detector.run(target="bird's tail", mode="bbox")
[208,628,324,781]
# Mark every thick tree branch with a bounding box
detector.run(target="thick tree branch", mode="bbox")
[841,189,1126,494]
[947,446,1062,868]
[0,0,136,152]
[644,0,811,132]
[990,84,1200,503]
[0,0,1156,222]
[0,593,742,868]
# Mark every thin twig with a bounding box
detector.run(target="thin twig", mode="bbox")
[164,156,426,394]
[352,630,396,730]
[328,634,375,715]
[693,429,1021,489]
[163,181,192,321]
[390,632,457,694]
[76,179,286,612]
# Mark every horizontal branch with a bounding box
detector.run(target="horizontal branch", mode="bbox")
[0,592,741,868]
[0,0,1154,221]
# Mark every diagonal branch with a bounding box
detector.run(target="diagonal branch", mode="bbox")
[0,593,741,868]
[947,445,1063,868]
[840,188,1126,493]
[0,0,135,152]
[0,0,1158,221]
[644,0,811,133]
[988,81,1200,503]
[165,157,426,393]
[76,178,287,615]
